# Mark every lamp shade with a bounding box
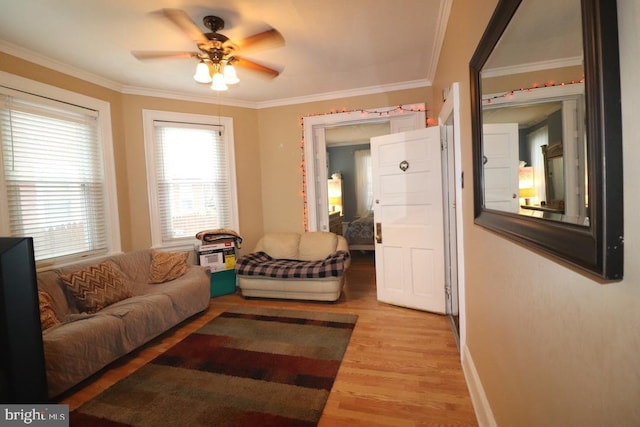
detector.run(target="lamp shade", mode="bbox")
[519,187,536,198]
[193,62,212,83]
[223,64,239,84]
[211,72,228,91]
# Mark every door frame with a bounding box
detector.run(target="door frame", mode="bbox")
[438,82,466,350]
[302,105,425,232]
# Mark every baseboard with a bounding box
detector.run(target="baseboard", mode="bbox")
[461,344,498,427]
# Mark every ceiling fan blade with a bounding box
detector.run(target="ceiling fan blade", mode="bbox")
[162,8,209,45]
[132,51,198,60]
[233,29,285,53]
[233,56,281,78]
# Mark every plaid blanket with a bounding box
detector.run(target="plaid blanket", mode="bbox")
[235,251,350,278]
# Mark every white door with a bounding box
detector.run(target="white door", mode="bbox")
[371,126,446,313]
[483,123,519,212]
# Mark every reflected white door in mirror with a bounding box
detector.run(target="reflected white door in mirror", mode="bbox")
[481,83,587,225]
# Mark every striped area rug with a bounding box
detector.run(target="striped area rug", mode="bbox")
[70,306,357,426]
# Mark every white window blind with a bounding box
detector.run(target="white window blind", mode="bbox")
[152,120,234,244]
[0,94,108,261]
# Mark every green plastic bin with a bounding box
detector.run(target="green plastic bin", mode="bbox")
[210,269,237,297]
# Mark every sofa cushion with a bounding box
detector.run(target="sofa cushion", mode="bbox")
[259,232,301,259]
[148,250,189,284]
[59,261,131,313]
[298,232,338,261]
[38,290,60,330]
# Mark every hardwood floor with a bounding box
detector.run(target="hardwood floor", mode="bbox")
[58,251,478,426]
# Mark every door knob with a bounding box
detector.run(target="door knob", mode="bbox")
[375,222,382,244]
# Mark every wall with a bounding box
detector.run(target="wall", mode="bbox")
[433,0,640,425]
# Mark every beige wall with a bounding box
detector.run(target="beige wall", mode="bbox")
[433,0,640,425]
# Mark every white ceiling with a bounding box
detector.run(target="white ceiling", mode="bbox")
[0,0,450,108]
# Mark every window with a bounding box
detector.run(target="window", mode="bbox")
[143,110,238,248]
[0,73,119,264]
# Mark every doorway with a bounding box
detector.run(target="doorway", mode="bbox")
[438,83,464,349]
[302,95,464,349]
[325,122,389,244]
[302,105,426,233]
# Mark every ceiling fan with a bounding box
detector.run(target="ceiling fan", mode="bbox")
[132,9,284,91]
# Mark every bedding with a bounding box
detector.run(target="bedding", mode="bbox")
[344,211,375,250]
[235,251,350,279]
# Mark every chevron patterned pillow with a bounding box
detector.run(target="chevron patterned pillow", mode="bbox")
[60,261,131,313]
[149,250,189,284]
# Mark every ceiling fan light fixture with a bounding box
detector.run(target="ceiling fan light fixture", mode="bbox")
[223,63,240,85]
[193,61,212,83]
[211,71,228,91]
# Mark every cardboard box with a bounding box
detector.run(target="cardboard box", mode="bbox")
[210,269,236,297]
[198,240,236,272]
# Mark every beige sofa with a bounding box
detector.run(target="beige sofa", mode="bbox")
[37,249,210,398]
[235,232,350,301]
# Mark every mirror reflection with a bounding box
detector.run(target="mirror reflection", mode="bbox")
[480,0,587,225]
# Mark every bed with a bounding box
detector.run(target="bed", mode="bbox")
[344,210,375,251]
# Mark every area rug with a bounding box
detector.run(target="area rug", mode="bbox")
[70,306,357,427]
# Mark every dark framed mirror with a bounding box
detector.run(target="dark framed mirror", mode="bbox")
[470,0,623,280]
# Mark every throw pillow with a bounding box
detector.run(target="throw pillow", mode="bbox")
[38,290,60,330]
[59,261,130,313]
[149,250,189,284]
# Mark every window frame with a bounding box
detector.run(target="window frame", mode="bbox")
[142,109,239,249]
[0,72,120,268]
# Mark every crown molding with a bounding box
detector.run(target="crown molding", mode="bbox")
[120,85,259,108]
[482,56,584,78]
[0,40,125,92]
[1,40,431,110]
[426,0,453,82]
[255,79,431,109]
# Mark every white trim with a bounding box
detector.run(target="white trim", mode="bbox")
[438,83,466,350]
[122,86,258,109]
[426,0,453,82]
[142,109,239,248]
[462,344,497,427]
[0,40,124,92]
[483,82,584,107]
[0,71,122,259]
[256,79,431,109]
[1,40,430,110]
[482,56,583,78]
